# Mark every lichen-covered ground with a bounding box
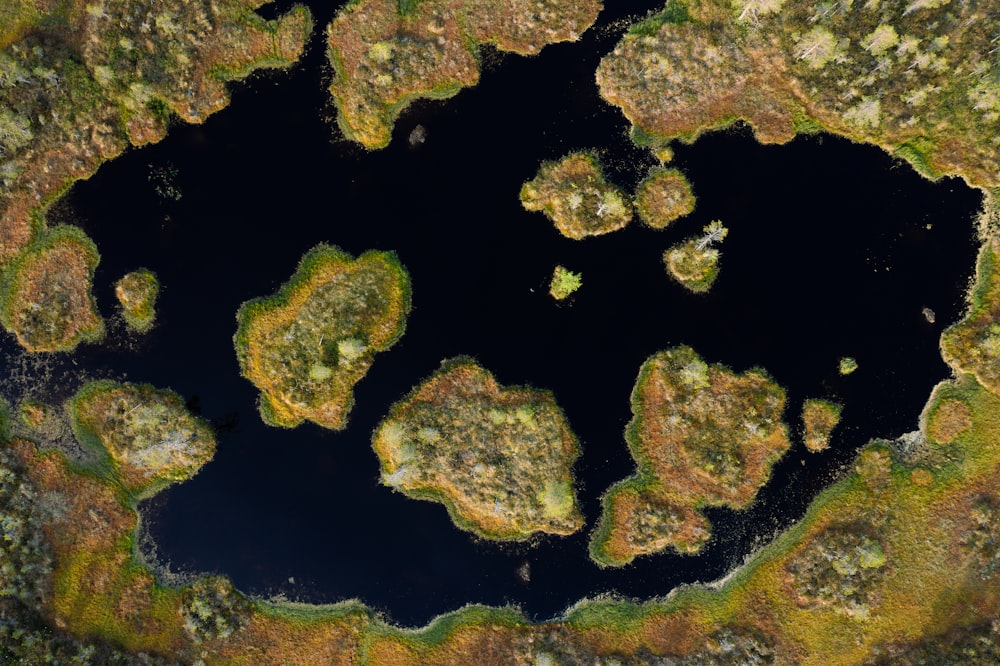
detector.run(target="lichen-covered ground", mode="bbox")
[590,345,791,566]
[326,0,602,149]
[374,358,584,540]
[235,244,412,430]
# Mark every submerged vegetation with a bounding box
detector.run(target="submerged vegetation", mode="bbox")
[235,244,412,430]
[591,345,790,566]
[0,225,104,352]
[326,0,602,149]
[373,358,584,540]
[663,220,728,293]
[520,152,633,240]
[596,0,1000,188]
[114,269,159,333]
[802,399,842,452]
[549,265,582,300]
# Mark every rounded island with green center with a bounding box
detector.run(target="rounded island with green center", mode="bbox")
[234,244,411,430]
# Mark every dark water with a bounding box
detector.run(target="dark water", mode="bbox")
[23,0,983,627]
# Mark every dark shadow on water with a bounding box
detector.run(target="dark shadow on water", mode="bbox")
[26,0,983,627]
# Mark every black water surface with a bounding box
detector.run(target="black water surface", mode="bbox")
[30,1,983,627]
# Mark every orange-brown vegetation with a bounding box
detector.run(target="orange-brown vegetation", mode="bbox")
[802,399,842,452]
[597,0,1000,188]
[634,167,696,229]
[373,357,583,540]
[591,345,790,566]
[927,398,972,445]
[326,0,602,149]
[0,226,103,352]
[235,245,411,430]
[520,151,632,240]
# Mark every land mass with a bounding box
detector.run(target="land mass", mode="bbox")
[591,345,791,566]
[326,0,602,149]
[373,357,584,541]
[234,244,412,430]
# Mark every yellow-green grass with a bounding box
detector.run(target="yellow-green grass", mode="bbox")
[839,356,859,375]
[326,0,602,149]
[0,225,104,352]
[549,265,582,300]
[590,345,790,566]
[114,268,159,332]
[373,357,584,541]
[520,151,633,240]
[235,244,412,430]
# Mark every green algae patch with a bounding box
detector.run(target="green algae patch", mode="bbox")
[839,356,859,375]
[373,357,584,541]
[326,0,602,149]
[520,152,633,240]
[0,225,104,353]
[67,381,215,497]
[663,220,728,293]
[549,265,582,300]
[114,268,159,333]
[591,345,790,566]
[634,168,696,229]
[235,244,411,430]
[596,0,1000,189]
[802,399,842,452]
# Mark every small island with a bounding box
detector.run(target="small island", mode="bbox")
[839,356,859,375]
[591,345,790,566]
[801,399,842,452]
[67,380,215,496]
[0,226,104,353]
[520,152,633,240]
[234,244,411,430]
[114,269,159,333]
[549,265,582,300]
[634,168,696,229]
[326,0,601,149]
[373,357,584,541]
[663,221,728,293]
